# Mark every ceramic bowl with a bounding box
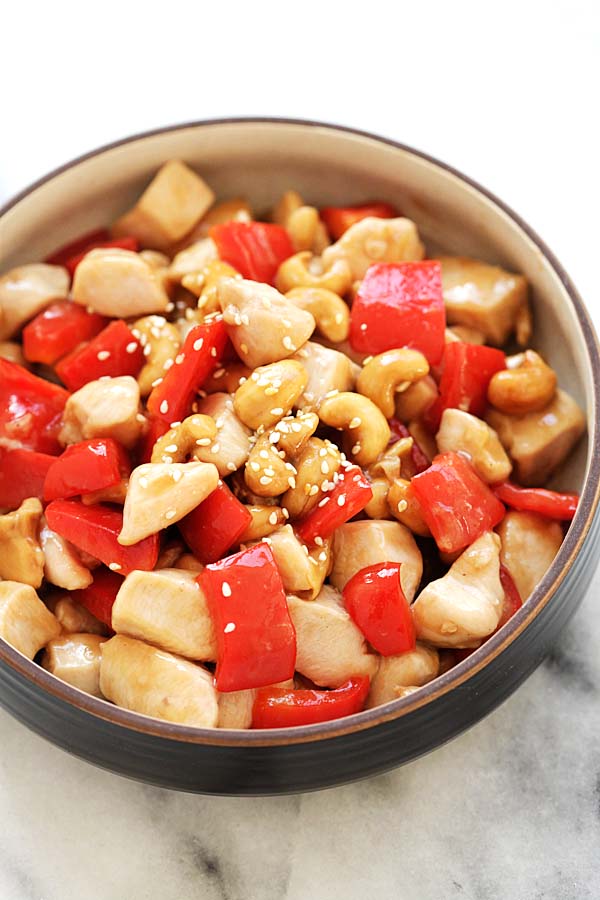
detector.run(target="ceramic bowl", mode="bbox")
[1,118,598,795]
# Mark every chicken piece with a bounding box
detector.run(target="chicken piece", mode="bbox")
[0,581,61,659]
[119,461,219,545]
[193,393,252,476]
[412,532,503,648]
[497,511,563,600]
[59,376,142,449]
[168,238,218,281]
[217,689,256,729]
[0,498,44,587]
[217,277,315,368]
[112,568,216,660]
[321,217,425,281]
[287,586,379,688]
[99,635,219,727]
[42,633,107,697]
[486,388,585,486]
[330,520,422,601]
[40,517,93,590]
[436,408,512,483]
[0,264,69,340]
[251,526,330,600]
[366,643,440,708]
[72,248,169,318]
[293,341,354,409]
[439,257,529,346]
[113,160,215,250]
[45,593,108,636]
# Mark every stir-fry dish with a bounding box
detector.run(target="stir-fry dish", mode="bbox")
[0,161,585,729]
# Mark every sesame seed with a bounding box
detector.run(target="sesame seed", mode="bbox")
[108,562,122,571]
[265,386,278,396]
[139,476,149,488]
[287,476,296,489]
[314,536,324,547]
[259,450,269,460]
[282,336,294,350]
[143,344,152,356]
[175,353,185,365]
[166,302,175,312]
[196,437,211,446]
[270,407,284,416]
[164,444,178,453]
[264,466,276,477]
[222,582,232,597]
[193,338,204,351]
[136,413,146,424]
[125,341,138,354]
[360,323,367,332]
[172,470,183,482]
[351,443,361,455]
[397,500,408,513]
[210,443,221,453]
[309,484,319,496]
[226,462,236,471]
[250,461,260,472]
[334,312,344,324]
[318,497,330,508]
[240,343,249,354]
[270,431,280,443]
[337,494,346,506]
[163,358,174,370]
[321,461,329,474]
[224,622,236,633]
[97,350,110,361]
[160,400,169,415]
[151,378,164,388]
[259,476,272,486]
[268,511,278,525]
[165,509,177,520]
[282,507,290,519]
[362,355,373,365]
[213,368,225,379]
[210,347,217,357]
[349,417,362,429]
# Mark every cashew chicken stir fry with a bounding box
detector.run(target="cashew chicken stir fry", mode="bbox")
[0,164,585,730]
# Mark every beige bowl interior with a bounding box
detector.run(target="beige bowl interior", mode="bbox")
[0,120,591,490]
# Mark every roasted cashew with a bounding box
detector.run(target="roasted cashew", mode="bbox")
[318,391,391,467]
[272,410,319,456]
[275,251,352,296]
[394,375,438,422]
[364,478,393,519]
[487,350,557,415]
[388,478,431,537]
[151,414,217,463]
[233,359,308,431]
[272,191,329,254]
[0,498,45,587]
[181,260,239,313]
[357,348,430,418]
[238,505,287,542]
[281,437,343,519]
[132,315,181,396]
[369,436,415,482]
[245,433,297,498]
[272,190,304,225]
[203,361,251,394]
[285,287,350,343]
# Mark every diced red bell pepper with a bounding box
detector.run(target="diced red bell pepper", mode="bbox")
[252,676,370,728]
[210,222,294,284]
[493,481,579,521]
[320,202,398,240]
[43,438,130,502]
[147,318,228,424]
[387,419,430,474]
[343,562,416,656]
[0,446,55,508]
[71,567,123,628]
[295,465,373,545]
[198,542,296,692]
[0,358,69,455]
[410,451,505,553]
[22,301,107,366]
[45,499,159,576]
[64,237,139,276]
[498,564,523,629]
[426,342,506,431]
[179,482,251,564]
[45,228,111,267]
[55,320,144,391]
[349,261,446,365]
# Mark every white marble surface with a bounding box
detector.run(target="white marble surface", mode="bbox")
[1,3,600,898]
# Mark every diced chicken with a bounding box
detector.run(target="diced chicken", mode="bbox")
[253,526,330,600]
[217,689,256,729]
[40,517,93,590]
[287,586,379,688]
[436,408,512,483]
[0,264,69,340]
[45,593,107,635]
[217,277,315,368]
[330,520,423,601]
[439,257,529,346]
[0,498,44,587]
[412,532,503,648]
[113,160,215,250]
[168,238,218,281]
[119,461,219,545]
[497,511,563,600]
[42,633,107,697]
[193,392,252,476]
[72,248,169,317]
[59,376,143,449]
[112,568,216,660]
[321,217,425,280]
[486,388,585,485]
[99,634,219,727]
[0,581,61,659]
[366,643,440,708]
[293,341,354,409]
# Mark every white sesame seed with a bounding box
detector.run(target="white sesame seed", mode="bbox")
[337,494,347,506]
[309,484,319,497]
[282,336,294,350]
[318,551,328,562]
[320,461,330,474]
[210,443,221,454]
[195,437,211,446]
[318,497,330,508]
[397,500,408,513]
[193,338,204,351]
[282,507,290,519]
[97,350,110,361]
[175,353,185,365]
[314,536,324,547]
[287,476,296,489]
[159,400,169,415]
[213,368,225,379]
[210,347,217,357]
[108,562,122,571]
[139,476,149,488]
[166,302,175,312]
[222,582,232,597]
[351,443,361,455]
[172,470,183,482]
[151,377,164,388]
[125,341,138,354]
[164,444,178,453]
[268,511,278,525]
[360,323,367,332]
[270,432,281,444]
[334,312,344,324]
[260,476,272,486]
[349,417,362,429]
[226,462,236,471]
[163,358,174,370]
[165,509,177,520]
[224,622,236,633]
[240,342,249,354]
[265,386,278,396]
[270,407,284,416]
[143,344,152,357]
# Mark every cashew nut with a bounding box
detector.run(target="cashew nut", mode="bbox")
[0,498,45,588]
[203,361,252,394]
[181,259,239,312]
[369,436,414,483]
[488,350,557,415]
[233,359,308,431]
[132,315,181,396]
[245,433,296,498]
[151,414,217,464]
[272,191,330,254]
[275,251,353,296]
[281,437,342,519]
[436,409,512,484]
[0,581,61,660]
[387,478,431,537]
[357,348,430,418]
[285,287,350,343]
[318,391,391,467]
[272,410,319,456]
[238,505,287,542]
[364,478,393,519]
[394,374,438,422]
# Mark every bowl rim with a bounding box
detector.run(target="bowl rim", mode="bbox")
[1,115,599,748]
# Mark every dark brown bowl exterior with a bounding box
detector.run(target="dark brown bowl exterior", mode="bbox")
[1,118,599,795]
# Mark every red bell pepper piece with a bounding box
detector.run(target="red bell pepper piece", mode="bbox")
[349,261,446,365]
[55,320,144,391]
[71,567,123,628]
[179,481,251,564]
[45,228,110,267]
[0,446,55,508]
[343,562,416,656]
[320,202,398,240]
[210,222,294,284]
[252,676,370,728]
[388,419,430,474]
[147,318,228,424]
[64,237,139,276]
[411,451,505,553]
[295,465,373,545]
[493,481,579,521]
[0,358,69,455]
[22,300,107,366]
[43,438,130,502]
[498,564,523,629]
[426,342,506,431]
[198,542,296,692]
[45,499,159,576]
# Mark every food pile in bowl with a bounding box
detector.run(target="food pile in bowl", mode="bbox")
[0,159,585,730]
